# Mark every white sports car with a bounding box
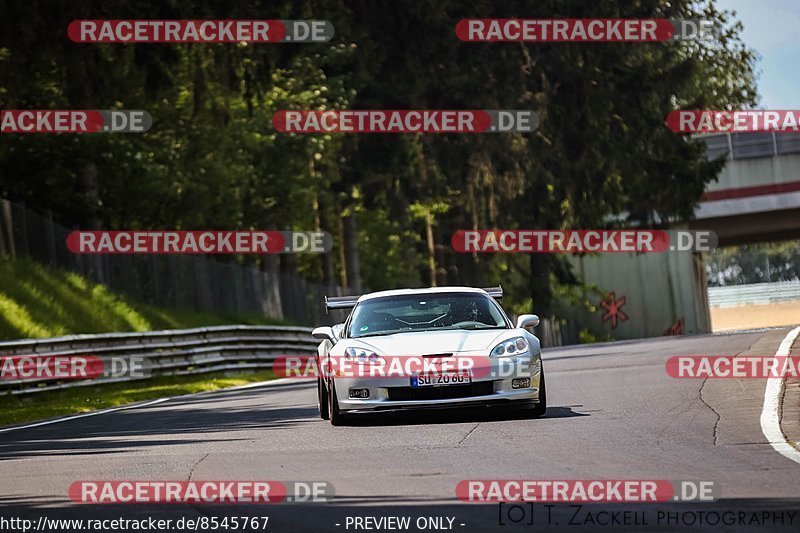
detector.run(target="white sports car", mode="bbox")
[312,286,546,425]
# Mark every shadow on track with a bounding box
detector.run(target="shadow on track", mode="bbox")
[0,383,318,461]
[339,404,590,427]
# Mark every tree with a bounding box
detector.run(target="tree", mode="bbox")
[0,0,759,323]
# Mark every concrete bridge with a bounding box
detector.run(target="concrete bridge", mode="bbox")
[563,132,800,342]
[692,132,800,245]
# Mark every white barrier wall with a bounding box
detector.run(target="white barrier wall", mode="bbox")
[566,250,711,340]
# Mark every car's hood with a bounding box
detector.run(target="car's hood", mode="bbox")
[339,329,512,356]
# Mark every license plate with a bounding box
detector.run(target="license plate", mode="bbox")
[411,372,471,387]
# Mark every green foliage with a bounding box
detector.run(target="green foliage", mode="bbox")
[579,329,614,344]
[357,207,421,290]
[706,241,800,286]
[0,0,759,320]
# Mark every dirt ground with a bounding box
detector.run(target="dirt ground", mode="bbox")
[711,300,800,331]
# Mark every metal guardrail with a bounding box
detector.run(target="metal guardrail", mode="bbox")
[0,325,318,395]
[708,281,800,308]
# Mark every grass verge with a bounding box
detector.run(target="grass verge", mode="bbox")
[0,257,288,341]
[0,369,278,428]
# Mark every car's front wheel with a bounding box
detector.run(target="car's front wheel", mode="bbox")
[528,371,547,418]
[327,379,347,426]
[318,376,329,420]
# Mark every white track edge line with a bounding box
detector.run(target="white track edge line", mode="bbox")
[760,325,800,464]
[0,398,170,434]
[0,377,303,434]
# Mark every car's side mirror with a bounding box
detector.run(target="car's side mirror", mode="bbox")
[516,314,540,329]
[312,326,335,341]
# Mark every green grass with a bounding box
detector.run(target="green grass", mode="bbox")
[0,369,277,427]
[0,257,288,340]
[0,258,292,428]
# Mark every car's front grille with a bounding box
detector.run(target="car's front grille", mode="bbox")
[387,381,494,401]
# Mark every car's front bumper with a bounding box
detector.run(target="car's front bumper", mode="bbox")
[333,356,542,413]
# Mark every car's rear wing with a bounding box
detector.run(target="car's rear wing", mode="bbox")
[324,294,362,311]
[324,286,503,312]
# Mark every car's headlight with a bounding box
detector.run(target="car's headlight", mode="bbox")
[491,337,529,357]
[345,347,381,362]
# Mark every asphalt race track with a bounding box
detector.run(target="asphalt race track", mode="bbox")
[1,327,799,532]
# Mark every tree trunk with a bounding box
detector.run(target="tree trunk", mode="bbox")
[80,161,104,283]
[425,215,436,287]
[342,212,362,292]
[317,195,335,287]
[435,224,449,286]
[280,237,297,277]
[261,254,283,319]
[337,215,348,288]
[529,252,553,317]
[319,207,335,287]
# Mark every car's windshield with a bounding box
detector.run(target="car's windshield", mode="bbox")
[347,292,508,338]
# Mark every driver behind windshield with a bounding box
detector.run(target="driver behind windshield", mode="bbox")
[348,293,506,338]
[448,299,478,325]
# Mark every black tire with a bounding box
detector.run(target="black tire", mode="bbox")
[318,376,329,420]
[529,371,547,418]
[328,379,347,426]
